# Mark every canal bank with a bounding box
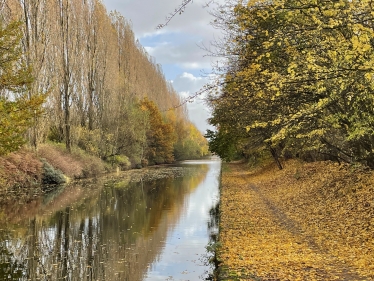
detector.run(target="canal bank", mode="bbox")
[0,159,221,280]
[217,160,374,280]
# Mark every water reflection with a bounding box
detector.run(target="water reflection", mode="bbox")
[144,160,221,281]
[0,159,221,281]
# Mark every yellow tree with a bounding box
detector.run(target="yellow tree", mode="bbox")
[140,98,176,164]
[209,0,374,167]
[0,21,44,155]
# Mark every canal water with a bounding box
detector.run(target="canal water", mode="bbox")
[0,159,221,281]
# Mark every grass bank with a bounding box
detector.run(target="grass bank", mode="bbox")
[0,143,109,195]
[217,160,374,281]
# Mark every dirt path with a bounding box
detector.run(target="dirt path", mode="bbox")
[218,162,374,281]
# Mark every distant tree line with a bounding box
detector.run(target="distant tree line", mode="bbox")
[0,0,208,167]
[207,0,374,168]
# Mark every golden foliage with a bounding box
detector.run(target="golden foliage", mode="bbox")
[219,160,374,280]
[209,0,374,165]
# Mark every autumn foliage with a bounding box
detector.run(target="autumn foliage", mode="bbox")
[140,98,176,164]
[218,160,374,280]
[0,21,45,155]
[208,0,374,168]
[0,1,208,167]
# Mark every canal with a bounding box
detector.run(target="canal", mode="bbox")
[0,159,221,281]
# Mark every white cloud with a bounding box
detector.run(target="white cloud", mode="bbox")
[180,62,203,69]
[173,72,205,92]
[102,0,223,73]
[172,72,214,133]
[103,0,223,37]
[143,37,214,72]
[101,0,223,133]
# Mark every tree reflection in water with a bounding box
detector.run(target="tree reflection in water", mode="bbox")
[0,161,220,281]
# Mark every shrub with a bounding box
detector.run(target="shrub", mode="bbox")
[141,158,148,167]
[0,149,43,189]
[38,143,108,179]
[41,158,66,185]
[108,154,131,170]
[73,127,102,156]
[47,125,64,143]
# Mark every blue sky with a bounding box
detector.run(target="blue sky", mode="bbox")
[101,0,224,133]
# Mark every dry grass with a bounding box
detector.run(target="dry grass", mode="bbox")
[0,143,108,193]
[0,149,42,190]
[38,143,108,179]
[38,143,84,178]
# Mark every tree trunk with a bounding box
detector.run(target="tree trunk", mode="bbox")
[64,90,71,152]
[268,144,283,170]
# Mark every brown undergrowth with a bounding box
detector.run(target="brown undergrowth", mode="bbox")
[218,160,374,281]
[38,143,108,179]
[0,149,42,190]
[0,143,108,193]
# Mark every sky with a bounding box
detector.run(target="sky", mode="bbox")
[101,0,223,133]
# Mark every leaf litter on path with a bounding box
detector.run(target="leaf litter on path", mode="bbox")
[218,160,374,281]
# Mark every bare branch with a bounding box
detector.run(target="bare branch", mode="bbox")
[157,0,214,29]
[162,79,224,112]
[157,0,192,29]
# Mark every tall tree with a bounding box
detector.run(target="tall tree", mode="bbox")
[20,0,53,148]
[0,0,207,164]
[208,0,374,167]
[140,98,176,164]
[56,0,84,152]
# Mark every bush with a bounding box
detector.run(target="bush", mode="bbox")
[141,158,148,167]
[47,125,64,143]
[73,127,102,156]
[41,158,66,185]
[38,143,108,179]
[108,154,131,170]
[0,149,43,190]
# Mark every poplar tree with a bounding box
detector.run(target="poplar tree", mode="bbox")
[0,0,208,163]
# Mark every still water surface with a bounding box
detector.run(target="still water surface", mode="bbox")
[0,159,221,281]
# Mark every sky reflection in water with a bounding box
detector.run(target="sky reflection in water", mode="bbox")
[145,160,221,280]
[0,159,221,281]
